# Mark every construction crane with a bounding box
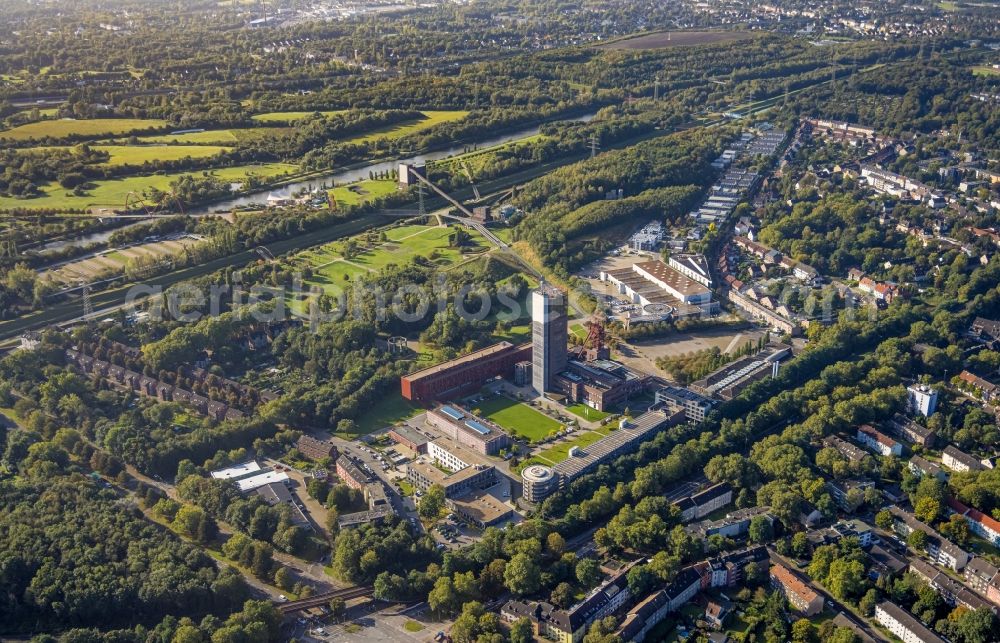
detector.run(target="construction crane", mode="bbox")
[460,160,481,201]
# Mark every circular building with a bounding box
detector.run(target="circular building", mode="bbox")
[521,465,559,503]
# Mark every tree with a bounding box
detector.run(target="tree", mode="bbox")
[419,484,445,519]
[328,597,346,622]
[550,582,574,608]
[546,532,566,556]
[749,515,773,544]
[509,617,533,643]
[504,553,541,596]
[859,588,878,616]
[626,565,656,596]
[908,529,928,551]
[875,509,893,530]
[826,559,867,601]
[274,566,293,591]
[914,496,941,523]
[791,618,815,643]
[428,576,459,616]
[791,532,811,559]
[576,558,601,587]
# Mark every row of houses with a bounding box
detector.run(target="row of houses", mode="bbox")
[65,347,251,421]
[908,558,994,612]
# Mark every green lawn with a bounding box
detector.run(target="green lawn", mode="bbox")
[565,403,611,422]
[474,395,562,442]
[570,323,588,340]
[0,163,298,212]
[349,392,421,437]
[0,118,169,141]
[329,179,399,207]
[972,65,1000,77]
[535,430,608,465]
[403,621,425,633]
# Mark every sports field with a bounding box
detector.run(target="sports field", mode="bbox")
[475,395,562,442]
[597,31,754,51]
[0,163,298,212]
[0,118,169,141]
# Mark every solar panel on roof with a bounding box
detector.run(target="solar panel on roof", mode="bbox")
[464,420,491,435]
[440,405,464,420]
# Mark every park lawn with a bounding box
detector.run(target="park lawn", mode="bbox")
[329,179,398,207]
[350,392,422,436]
[565,403,611,422]
[251,110,350,123]
[0,118,170,141]
[346,226,483,272]
[403,621,425,633]
[493,322,531,344]
[0,163,298,211]
[972,66,1000,77]
[570,323,588,340]
[535,430,608,464]
[475,396,562,442]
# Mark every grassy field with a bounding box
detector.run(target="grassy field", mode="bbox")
[345,110,469,144]
[597,30,754,50]
[251,110,349,123]
[565,403,611,422]
[329,179,398,207]
[28,144,231,166]
[972,65,1000,77]
[474,395,562,442]
[0,162,298,212]
[0,118,169,141]
[287,224,487,314]
[349,392,421,437]
[138,127,291,145]
[534,429,609,465]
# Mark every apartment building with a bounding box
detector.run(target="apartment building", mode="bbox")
[770,564,824,616]
[888,506,970,570]
[942,445,984,473]
[875,601,946,643]
[856,424,903,457]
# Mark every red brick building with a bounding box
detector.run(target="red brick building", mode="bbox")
[400,341,531,404]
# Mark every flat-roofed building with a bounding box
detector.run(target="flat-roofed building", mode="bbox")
[388,425,429,453]
[450,489,513,528]
[425,404,511,455]
[211,461,263,480]
[408,437,497,499]
[522,464,559,503]
[532,284,569,394]
[690,343,792,400]
[770,564,823,616]
[875,601,946,643]
[236,470,289,493]
[553,359,652,412]
[552,408,683,486]
[400,341,532,404]
[655,386,717,422]
[256,481,310,527]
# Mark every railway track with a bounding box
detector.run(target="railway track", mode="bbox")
[277,585,373,614]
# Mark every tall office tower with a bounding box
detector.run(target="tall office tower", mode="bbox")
[532,284,568,393]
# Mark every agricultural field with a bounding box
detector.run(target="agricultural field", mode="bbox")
[137,127,290,145]
[597,30,754,50]
[0,163,299,212]
[250,110,349,123]
[344,110,469,144]
[25,144,231,166]
[41,235,203,286]
[474,395,562,442]
[0,118,170,141]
